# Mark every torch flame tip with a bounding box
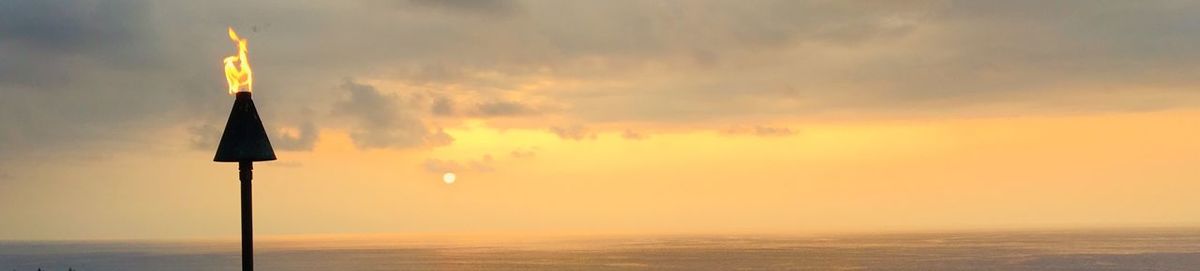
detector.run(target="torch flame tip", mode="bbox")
[228,27,242,41]
[223,27,253,95]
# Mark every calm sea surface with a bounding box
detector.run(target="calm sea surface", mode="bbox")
[3,229,1199,270]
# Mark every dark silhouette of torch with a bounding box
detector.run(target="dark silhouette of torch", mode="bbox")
[214,91,275,271]
[214,27,272,271]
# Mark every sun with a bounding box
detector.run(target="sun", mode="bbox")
[442,172,456,184]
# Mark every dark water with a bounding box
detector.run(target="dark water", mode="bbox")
[3,229,1199,270]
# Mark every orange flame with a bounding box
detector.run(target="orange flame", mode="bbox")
[223,27,252,95]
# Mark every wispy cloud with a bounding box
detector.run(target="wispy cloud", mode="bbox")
[4,0,1200,161]
[274,121,319,151]
[188,123,222,150]
[423,154,496,173]
[510,147,538,158]
[333,80,452,149]
[550,125,596,141]
[397,0,520,17]
[722,125,795,137]
[473,100,539,117]
[621,129,647,140]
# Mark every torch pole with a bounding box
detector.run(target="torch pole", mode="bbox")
[214,90,274,271]
[239,161,254,271]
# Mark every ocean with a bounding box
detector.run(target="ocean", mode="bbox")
[3,229,1199,270]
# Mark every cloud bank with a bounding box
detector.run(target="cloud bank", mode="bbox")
[3,0,1200,161]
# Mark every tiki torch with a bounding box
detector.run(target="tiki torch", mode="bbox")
[213,27,274,271]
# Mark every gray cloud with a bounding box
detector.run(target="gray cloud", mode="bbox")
[472,154,496,172]
[274,120,319,151]
[621,129,647,140]
[4,0,1200,164]
[550,125,596,141]
[525,0,1200,122]
[427,128,455,146]
[431,95,456,116]
[429,96,543,117]
[188,123,222,151]
[831,1,1200,109]
[399,0,519,17]
[510,147,537,158]
[723,125,795,137]
[753,126,794,137]
[0,0,163,82]
[423,154,495,173]
[473,100,538,117]
[333,80,452,149]
[0,0,186,160]
[423,159,459,173]
[272,108,321,151]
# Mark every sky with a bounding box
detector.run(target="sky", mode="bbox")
[2,0,1200,240]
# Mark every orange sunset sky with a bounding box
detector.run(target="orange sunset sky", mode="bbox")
[2,1,1200,240]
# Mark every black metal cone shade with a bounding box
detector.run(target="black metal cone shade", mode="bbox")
[214,92,277,162]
